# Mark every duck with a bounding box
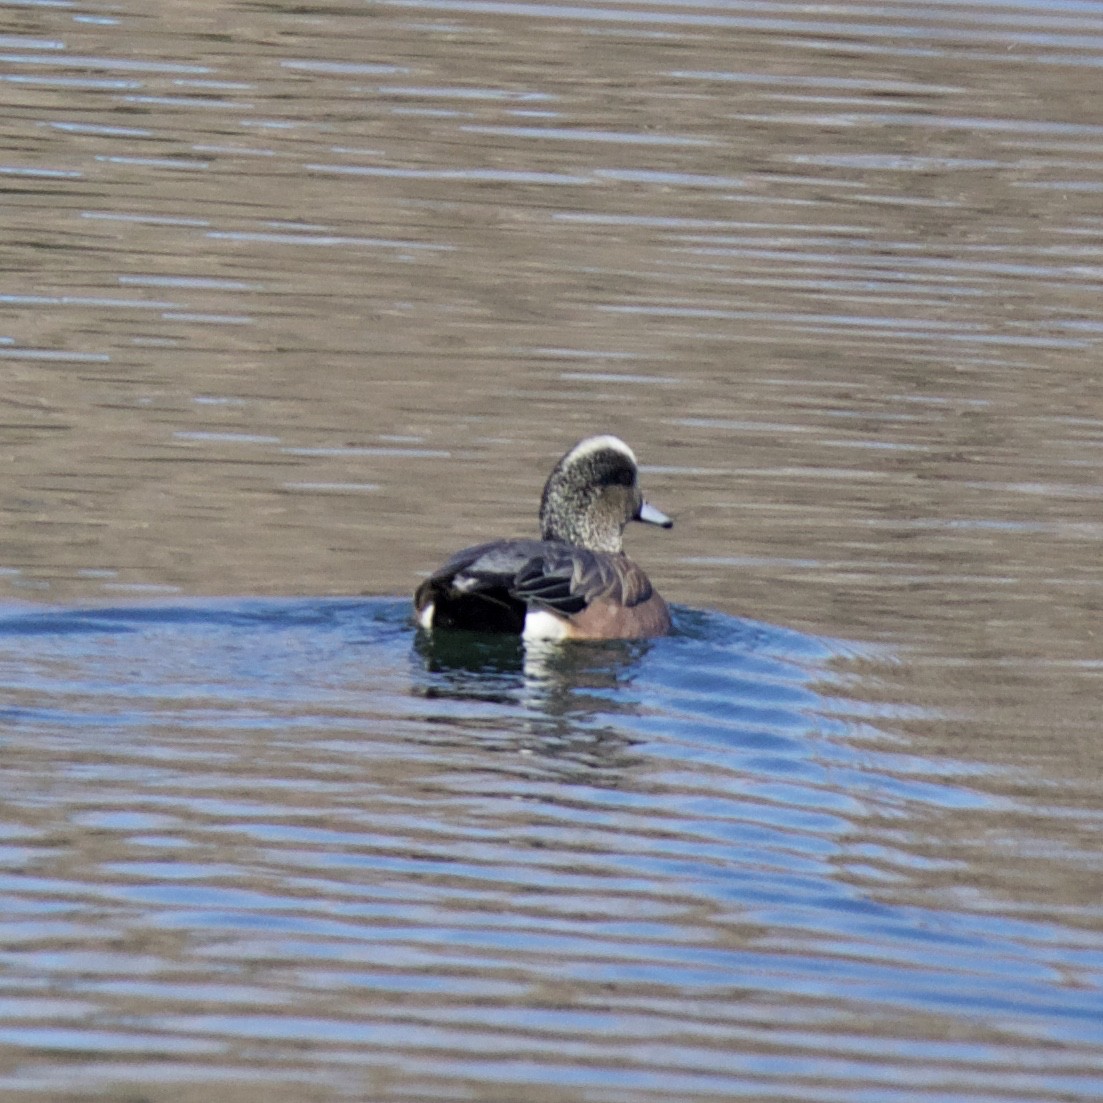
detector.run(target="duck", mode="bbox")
[414,435,673,640]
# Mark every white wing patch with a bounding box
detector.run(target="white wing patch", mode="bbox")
[522,609,570,641]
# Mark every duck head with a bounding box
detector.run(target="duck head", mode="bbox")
[539,435,673,552]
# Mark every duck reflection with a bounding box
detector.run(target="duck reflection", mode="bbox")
[411,627,653,775]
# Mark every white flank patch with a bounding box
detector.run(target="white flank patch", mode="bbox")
[522,609,570,641]
[563,434,636,467]
[417,602,435,629]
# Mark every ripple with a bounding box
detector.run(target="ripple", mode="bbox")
[0,599,1098,1098]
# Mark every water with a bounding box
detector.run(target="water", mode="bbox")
[2,0,1102,1097]
[1,599,1097,1101]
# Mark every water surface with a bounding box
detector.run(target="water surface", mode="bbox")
[2,599,1099,1101]
[1,0,1102,1097]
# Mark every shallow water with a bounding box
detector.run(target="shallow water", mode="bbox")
[2,0,1103,1098]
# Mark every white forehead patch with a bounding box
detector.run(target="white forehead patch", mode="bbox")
[563,435,637,467]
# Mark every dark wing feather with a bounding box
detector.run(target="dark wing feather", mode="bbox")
[513,544,654,613]
[415,540,548,633]
[512,553,586,615]
[415,539,655,632]
[437,540,549,591]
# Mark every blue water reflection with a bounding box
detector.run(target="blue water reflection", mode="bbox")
[0,598,1099,1099]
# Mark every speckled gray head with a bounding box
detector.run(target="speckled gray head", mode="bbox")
[539,435,673,553]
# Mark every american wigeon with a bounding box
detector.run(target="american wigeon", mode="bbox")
[414,435,673,641]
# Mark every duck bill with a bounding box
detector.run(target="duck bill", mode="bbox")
[636,500,673,529]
